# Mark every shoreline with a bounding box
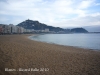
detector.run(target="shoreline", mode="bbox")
[0,34,100,75]
[28,34,100,51]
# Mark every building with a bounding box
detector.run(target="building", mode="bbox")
[44,28,49,32]
[0,24,25,34]
[3,25,10,34]
[16,26,24,34]
[9,24,16,33]
[0,24,36,34]
[0,26,3,34]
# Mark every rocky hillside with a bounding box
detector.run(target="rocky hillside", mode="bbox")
[71,28,88,33]
[17,19,64,32]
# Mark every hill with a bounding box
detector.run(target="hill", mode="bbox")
[17,19,64,32]
[17,19,88,33]
[71,28,88,33]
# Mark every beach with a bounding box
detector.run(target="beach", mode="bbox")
[0,34,100,75]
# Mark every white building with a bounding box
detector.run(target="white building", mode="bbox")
[0,24,40,34]
[8,24,24,34]
[9,24,17,33]
[3,25,10,34]
[16,26,25,34]
[0,24,26,34]
[44,28,49,32]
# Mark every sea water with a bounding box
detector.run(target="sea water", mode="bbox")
[29,33,100,50]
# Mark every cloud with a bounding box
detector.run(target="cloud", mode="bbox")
[0,17,9,23]
[78,0,94,9]
[95,2,100,6]
[0,0,100,27]
[51,12,100,27]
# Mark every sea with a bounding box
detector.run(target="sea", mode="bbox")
[29,33,100,50]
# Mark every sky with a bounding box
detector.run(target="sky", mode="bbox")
[0,0,100,28]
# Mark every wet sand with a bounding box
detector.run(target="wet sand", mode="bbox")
[0,34,100,75]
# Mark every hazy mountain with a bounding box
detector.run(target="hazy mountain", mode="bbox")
[71,28,88,33]
[17,19,64,32]
[17,19,89,33]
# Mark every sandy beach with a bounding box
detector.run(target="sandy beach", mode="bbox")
[0,34,100,75]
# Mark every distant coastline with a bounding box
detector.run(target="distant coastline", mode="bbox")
[0,19,88,35]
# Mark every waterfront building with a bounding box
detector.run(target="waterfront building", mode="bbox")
[0,26,3,34]
[44,28,49,32]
